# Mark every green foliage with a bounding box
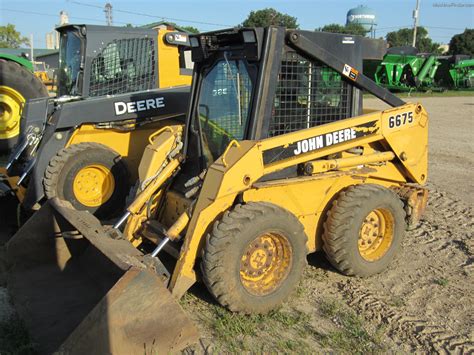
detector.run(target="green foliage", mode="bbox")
[386,27,441,54]
[0,24,29,49]
[242,8,299,29]
[433,278,449,286]
[180,26,200,34]
[448,29,474,56]
[317,23,368,36]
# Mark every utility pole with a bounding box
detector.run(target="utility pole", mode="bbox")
[412,0,420,48]
[30,34,34,70]
[104,3,113,26]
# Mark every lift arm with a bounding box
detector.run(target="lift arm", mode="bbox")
[286,31,406,107]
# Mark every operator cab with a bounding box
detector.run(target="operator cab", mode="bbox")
[180,27,383,179]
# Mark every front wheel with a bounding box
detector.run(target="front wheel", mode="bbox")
[322,184,406,277]
[44,142,130,219]
[201,202,308,314]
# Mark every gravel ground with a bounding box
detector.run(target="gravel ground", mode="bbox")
[365,96,474,205]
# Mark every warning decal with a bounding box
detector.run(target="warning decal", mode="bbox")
[342,64,359,81]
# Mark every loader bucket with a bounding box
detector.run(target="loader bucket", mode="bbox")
[6,198,199,354]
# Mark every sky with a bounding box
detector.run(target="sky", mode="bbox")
[1,0,473,48]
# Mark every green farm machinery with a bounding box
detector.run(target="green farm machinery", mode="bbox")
[364,46,474,92]
[448,58,474,89]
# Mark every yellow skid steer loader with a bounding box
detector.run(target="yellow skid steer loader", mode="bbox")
[2,24,193,220]
[7,27,428,353]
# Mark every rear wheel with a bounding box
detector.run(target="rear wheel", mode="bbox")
[44,142,130,219]
[322,184,406,277]
[0,59,48,152]
[201,202,308,314]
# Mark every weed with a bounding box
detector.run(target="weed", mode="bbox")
[390,296,406,307]
[316,299,385,354]
[275,338,312,353]
[433,278,449,287]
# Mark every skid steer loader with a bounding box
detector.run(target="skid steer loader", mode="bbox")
[7,27,428,353]
[1,24,193,220]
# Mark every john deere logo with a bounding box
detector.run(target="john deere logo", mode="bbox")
[114,97,165,116]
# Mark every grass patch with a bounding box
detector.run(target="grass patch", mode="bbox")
[389,296,406,308]
[194,302,313,353]
[433,278,449,287]
[317,299,385,354]
[364,90,474,99]
[0,315,36,355]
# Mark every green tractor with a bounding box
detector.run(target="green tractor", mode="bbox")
[0,53,49,152]
[448,58,474,89]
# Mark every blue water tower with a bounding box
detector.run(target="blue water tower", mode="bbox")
[346,5,377,37]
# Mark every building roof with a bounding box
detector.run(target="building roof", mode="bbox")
[0,48,58,59]
[36,50,59,58]
[141,21,190,33]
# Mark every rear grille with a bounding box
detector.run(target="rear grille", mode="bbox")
[269,51,352,137]
[89,38,156,97]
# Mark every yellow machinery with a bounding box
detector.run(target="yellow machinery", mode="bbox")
[0,57,48,152]
[7,28,428,352]
[2,24,192,219]
[33,61,57,94]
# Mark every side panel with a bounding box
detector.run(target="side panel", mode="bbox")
[55,87,190,129]
[242,171,402,252]
[157,29,192,88]
[380,103,429,183]
[67,120,183,181]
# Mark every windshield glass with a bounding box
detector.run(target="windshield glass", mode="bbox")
[197,59,253,163]
[58,30,83,96]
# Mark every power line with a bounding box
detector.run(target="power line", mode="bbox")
[377,24,466,31]
[2,8,141,26]
[422,25,468,30]
[68,0,233,27]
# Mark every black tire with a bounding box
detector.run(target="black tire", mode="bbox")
[322,184,406,277]
[201,202,308,314]
[0,59,48,152]
[44,143,130,219]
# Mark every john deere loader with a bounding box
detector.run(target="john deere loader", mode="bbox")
[1,24,193,219]
[7,27,428,353]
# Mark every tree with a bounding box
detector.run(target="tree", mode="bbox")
[386,27,441,53]
[180,26,199,34]
[242,8,299,29]
[0,24,29,48]
[448,29,474,55]
[317,23,368,36]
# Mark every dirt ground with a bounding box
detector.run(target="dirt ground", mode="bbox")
[0,96,473,353]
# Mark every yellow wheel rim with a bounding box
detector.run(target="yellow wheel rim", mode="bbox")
[0,86,25,140]
[358,208,394,262]
[72,164,115,207]
[240,232,292,296]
